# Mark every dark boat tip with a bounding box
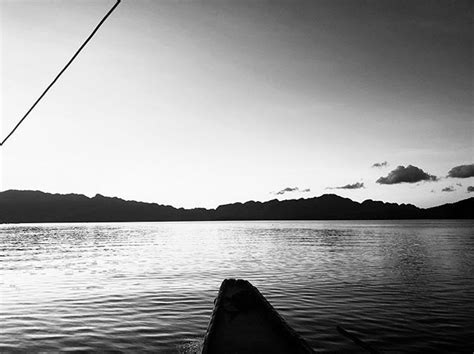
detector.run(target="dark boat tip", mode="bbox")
[203,278,316,354]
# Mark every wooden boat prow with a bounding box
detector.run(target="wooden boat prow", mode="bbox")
[202,279,315,354]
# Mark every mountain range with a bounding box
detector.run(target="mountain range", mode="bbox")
[0,190,472,223]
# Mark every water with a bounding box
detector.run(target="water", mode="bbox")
[1,220,473,352]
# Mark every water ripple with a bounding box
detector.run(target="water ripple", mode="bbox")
[1,220,473,352]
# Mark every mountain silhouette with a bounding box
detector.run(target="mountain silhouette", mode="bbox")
[0,190,472,223]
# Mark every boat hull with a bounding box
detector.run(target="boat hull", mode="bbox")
[202,279,315,354]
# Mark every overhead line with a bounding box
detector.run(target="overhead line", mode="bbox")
[0,0,121,146]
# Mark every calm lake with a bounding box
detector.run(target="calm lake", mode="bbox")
[1,220,473,352]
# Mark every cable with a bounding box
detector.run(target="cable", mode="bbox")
[0,0,121,146]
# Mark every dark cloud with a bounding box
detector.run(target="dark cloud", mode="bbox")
[372,161,388,168]
[447,164,474,178]
[376,165,437,184]
[327,182,365,190]
[468,186,474,193]
[274,187,310,195]
[275,187,299,195]
[441,186,455,192]
[456,183,462,187]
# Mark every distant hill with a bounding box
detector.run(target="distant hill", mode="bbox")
[0,190,472,223]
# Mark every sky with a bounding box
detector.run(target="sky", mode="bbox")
[0,0,472,209]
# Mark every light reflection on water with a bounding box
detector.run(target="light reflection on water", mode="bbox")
[1,220,473,352]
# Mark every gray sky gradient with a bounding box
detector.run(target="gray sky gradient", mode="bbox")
[1,0,472,208]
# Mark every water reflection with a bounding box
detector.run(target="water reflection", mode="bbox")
[1,220,473,352]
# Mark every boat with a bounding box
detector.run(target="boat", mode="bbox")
[202,279,315,353]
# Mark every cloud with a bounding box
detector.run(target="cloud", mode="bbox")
[275,187,298,195]
[447,164,474,178]
[468,186,474,193]
[274,187,310,195]
[376,165,438,184]
[327,182,365,190]
[441,186,455,192]
[372,161,388,168]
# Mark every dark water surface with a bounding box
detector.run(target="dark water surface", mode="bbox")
[1,220,473,352]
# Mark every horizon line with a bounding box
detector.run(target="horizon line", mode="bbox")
[1,188,471,211]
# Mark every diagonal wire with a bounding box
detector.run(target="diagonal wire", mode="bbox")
[0,0,121,146]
